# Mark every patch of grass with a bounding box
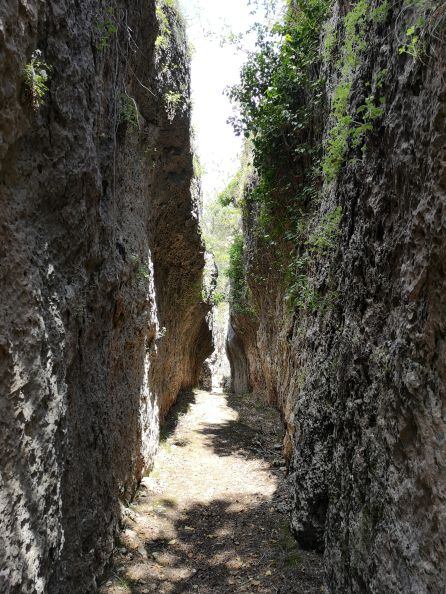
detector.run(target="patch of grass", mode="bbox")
[159,497,178,508]
[148,495,178,513]
[111,573,132,592]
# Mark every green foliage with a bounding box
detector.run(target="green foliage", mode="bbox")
[227,233,253,314]
[219,147,253,209]
[323,87,385,181]
[322,20,337,60]
[371,0,390,24]
[322,0,388,181]
[397,0,429,59]
[230,0,391,187]
[285,207,342,311]
[285,268,339,312]
[398,17,425,58]
[164,90,183,120]
[225,0,396,316]
[119,93,140,129]
[155,0,180,51]
[130,254,150,281]
[219,172,245,207]
[24,50,51,110]
[212,291,226,306]
[229,0,331,223]
[219,173,243,207]
[193,155,205,179]
[155,6,170,50]
[203,176,242,303]
[202,149,255,321]
[322,82,353,181]
[227,1,345,315]
[138,265,150,280]
[352,94,385,146]
[341,0,369,74]
[95,8,117,50]
[306,207,342,255]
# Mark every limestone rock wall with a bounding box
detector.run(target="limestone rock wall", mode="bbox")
[230,1,446,591]
[0,1,211,592]
[226,312,264,396]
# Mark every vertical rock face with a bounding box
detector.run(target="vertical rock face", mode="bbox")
[230,1,446,591]
[0,1,212,592]
[226,313,263,396]
[226,321,250,394]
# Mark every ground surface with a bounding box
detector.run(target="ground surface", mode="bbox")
[100,390,324,594]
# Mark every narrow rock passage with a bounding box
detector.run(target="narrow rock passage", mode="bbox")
[100,390,324,594]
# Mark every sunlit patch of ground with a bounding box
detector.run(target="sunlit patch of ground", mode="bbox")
[100,389,324,594]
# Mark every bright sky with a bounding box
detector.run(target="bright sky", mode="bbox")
[178,0,257,203]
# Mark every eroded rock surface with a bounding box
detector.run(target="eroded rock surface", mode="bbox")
[226,313,263,396]
[0,1,211,592]
[229,1,446,592]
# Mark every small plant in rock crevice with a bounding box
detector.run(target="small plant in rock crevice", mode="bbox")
[164,90,183,120]
[24,50,52,110]
[119,93,140,129]
[285,207,342,312]
[398,16,426,57]
[95,7,118,50]
[212,291,226,306]
[130,254,151,281]
[306,207,342,255]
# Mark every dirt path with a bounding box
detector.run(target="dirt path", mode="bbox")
[100,390,324,594]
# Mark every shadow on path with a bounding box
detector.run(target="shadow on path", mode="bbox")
[160,389,196,442]
[99,390,324,594]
